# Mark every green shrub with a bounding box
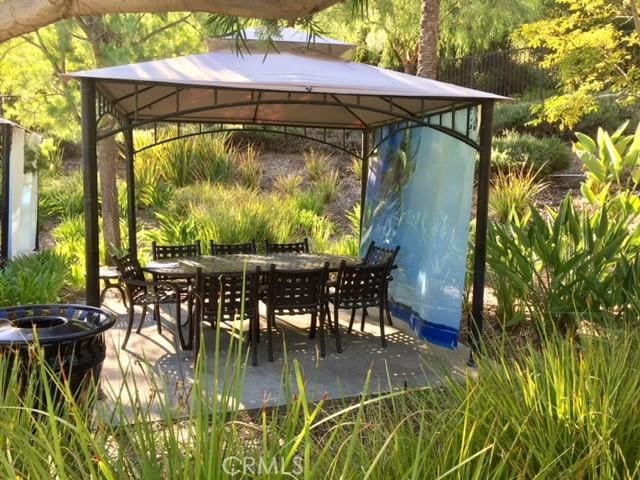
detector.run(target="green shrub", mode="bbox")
[493,101,535,133]
[492,130,570,174]
[274,174,303,196]
[294,191,325,215]
[313,168,341,204]
[576,97,640,136]
[349,156,363,180]
[39,172,84,220]
[574,121,640,204]
[487,195,640,332]
[234,144,262,190]
[304,149,332,182]
[146,183,344,251]
[0,250,68,305]
[37,137,65,175]
[51,215,86,289]
[489,165,548,224]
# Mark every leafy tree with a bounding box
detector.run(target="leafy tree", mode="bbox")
[515,0,640,129]
[317,0,546,74]
[0,0,344,43]
[0,13,203,259]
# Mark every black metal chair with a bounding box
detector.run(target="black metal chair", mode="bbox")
[363,241,400,267]
[361,241,400,327]
[265,238,309,254]
[112,253,189,350]
[265,262,330,361]
[191,267,261,365]
[326,260,391,348]
[150,240,201,312]
[210,239,257,255]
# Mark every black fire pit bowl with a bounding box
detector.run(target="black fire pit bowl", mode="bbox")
[0,304,116,405]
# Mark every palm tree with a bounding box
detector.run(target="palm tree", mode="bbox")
[417,0,440,79]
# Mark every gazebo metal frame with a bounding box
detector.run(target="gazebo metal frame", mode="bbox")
[76,63,495,354]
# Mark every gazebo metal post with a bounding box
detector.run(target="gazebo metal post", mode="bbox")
[81,78,100,306]
[123,118,137,257]
[468,100,494,361]
[1,123,11,260]
[359,129,370,245]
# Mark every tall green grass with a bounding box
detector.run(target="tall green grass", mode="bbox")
[146,183,336,250]
[0,250,68,305]
[39,171,85,220]
[2,319,639,477]
[489,165,547,224]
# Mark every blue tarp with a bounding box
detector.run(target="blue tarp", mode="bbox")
[361,112,478,348]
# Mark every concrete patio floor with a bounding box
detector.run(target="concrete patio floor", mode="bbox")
[97,295,472,421]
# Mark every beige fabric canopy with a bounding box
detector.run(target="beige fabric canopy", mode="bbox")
[63,49,504,130]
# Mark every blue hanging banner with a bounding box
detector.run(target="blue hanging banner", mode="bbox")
[361,113,478,349]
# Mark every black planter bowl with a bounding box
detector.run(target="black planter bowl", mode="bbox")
[0,304,115,406]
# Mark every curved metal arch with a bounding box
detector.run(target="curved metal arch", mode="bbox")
[369,122,480,156]
[133,126,363,158]
[97,98,435,140]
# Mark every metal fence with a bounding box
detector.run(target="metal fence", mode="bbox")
[438,48,555,98]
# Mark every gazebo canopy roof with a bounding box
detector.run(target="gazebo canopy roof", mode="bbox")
[63,49,504,130]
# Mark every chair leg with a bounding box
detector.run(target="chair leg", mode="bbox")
[384,291,393,326]
[379,302,387,348]
[315,312,326,358]
[251,311,258,366]
[334,303,342,353]
[154,304,162,334]
[122,306,135,348]
[136,305,147,334]
[309,311,317,339]
[360,307,366,332]
[267,311,274,362]
[175,299,189,350]
[117,284,128,309]
[348,308,356,333]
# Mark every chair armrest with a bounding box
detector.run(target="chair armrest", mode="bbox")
[121,278,181,294]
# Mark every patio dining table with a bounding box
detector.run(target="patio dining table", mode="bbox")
[143,252,359,278]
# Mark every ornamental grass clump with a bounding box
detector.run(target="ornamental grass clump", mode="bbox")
[1,313,640,477]
[0,250,67,306]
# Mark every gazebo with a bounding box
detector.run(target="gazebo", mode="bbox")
[63,31,503,352]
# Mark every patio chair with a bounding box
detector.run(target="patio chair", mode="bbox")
[265,238,309,254]
[326,260,390,348]
[151,240,201,261]
[362,241,400,327]
[265,262,330,361]
[191,267,261,365]
[112,253,189,350]
[210,239,257,255]
[150,239,201,307]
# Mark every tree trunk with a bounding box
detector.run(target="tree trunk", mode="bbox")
[417,0,440,79]
[77,16,122,263]
[97,129,121,262]
[0,0,341,43]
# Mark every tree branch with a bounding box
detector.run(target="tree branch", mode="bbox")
[0,0,342,44]
[137,14,192,43]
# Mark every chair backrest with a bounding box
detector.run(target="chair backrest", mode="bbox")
[363,241,400,271]
[334,261,388,309]
[210,239,256,256]
[112,253,147,299]
[265,238,309,254]
[195,267,260,322]
[152,240,201,260]
[266,262,328,314]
